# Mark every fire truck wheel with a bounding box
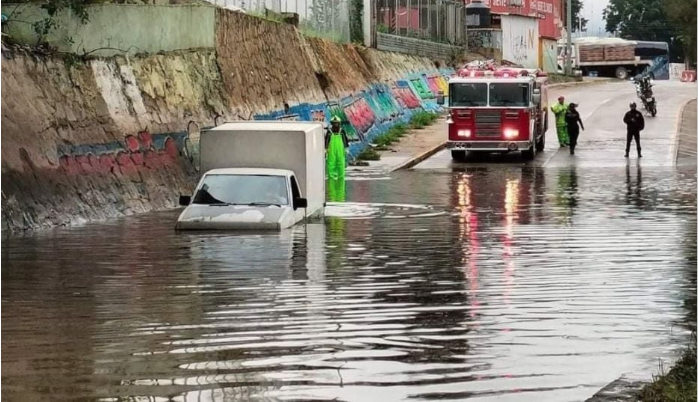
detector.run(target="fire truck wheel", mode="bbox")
[451,150,467,161]
[522,146,536,161]
[536,134,545,152]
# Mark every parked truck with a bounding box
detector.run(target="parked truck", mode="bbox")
[175,121,325,231]
[438,67,549,161]
[557,37,670,80]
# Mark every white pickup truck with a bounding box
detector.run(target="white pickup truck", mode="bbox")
[175,121,325,230]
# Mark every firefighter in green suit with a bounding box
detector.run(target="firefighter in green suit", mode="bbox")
[325,116,351,181]
[551,96,569,147]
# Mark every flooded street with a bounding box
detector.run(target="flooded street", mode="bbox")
[2,165,696,401]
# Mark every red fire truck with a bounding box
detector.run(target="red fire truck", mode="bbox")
[437,67,549,161]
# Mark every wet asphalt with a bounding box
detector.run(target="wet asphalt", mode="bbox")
[415,80,696,169]
[1,81,696,402]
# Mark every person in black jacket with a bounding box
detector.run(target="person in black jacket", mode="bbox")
[623,102,645,158]
[564,103,585,155]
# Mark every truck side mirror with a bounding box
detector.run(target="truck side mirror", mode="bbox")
[436,92,445,106]
[532,89,541,104]
[179,195,191,206]
[294,197,308,210]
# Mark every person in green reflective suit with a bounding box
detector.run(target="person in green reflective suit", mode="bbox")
[327,176,346,202]
[551,96,569,147]
[325,116,351,181]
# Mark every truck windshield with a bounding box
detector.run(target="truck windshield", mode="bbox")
[450,83,488,107]
[489,83,530,107]
[193,174,289,206]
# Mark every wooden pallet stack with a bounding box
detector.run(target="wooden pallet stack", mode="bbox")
[603,44,635,61]
[578,45,604,62]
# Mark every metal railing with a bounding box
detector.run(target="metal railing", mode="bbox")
[374,0,467,46]
[205,0,352,43]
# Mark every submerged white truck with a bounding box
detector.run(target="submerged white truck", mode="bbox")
[175,121,326,230]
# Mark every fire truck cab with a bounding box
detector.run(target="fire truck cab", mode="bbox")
[437,67,549,161]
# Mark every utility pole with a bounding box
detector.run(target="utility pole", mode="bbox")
[565,0,572,75]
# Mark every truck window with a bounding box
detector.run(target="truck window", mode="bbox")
[192,174,289,206]
[489,83,530,107]
[450,83,488,107]
[290,176,301,199]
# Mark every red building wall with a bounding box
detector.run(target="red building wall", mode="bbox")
[463,0,562,39]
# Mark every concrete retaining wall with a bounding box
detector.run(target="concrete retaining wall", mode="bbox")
[376,33,465,60]
[1,7,456,232]
[3,3,216,57]
[676,99,697,164]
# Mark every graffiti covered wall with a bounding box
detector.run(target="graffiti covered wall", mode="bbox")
[501,15,539,69]
[2,6,456,231]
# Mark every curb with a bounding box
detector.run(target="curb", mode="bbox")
[383,80,617,173]
[671,98,696,164]
[547,78,616,89]
[390,142,447,172]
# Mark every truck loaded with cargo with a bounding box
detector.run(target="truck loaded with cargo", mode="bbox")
[175,121,325,231]
[557,37,670,80]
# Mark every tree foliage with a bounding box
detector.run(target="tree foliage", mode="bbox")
[570,0,587,33]
[664,0,696,65]
[603,0,687,62]
[349,0,363,43]
[3,0,94,45]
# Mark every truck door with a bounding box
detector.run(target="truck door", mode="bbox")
[290,175,305,220]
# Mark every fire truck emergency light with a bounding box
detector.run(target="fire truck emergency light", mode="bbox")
[458,129,472,138]
[503,128,519,138]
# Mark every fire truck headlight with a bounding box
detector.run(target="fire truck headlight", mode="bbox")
[503,129,519,139]
[457,129,471,138]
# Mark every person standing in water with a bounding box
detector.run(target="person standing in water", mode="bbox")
[623,102,644,158]
[564,103,584,155]
[551,96,569,147]
[325,116,351,181]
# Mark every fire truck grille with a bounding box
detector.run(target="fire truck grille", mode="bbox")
[475,111,502,137]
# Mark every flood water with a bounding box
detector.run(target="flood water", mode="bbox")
[2,165,696,401]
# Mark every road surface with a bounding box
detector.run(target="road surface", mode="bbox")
[414,80,696,169]
[2,80,696,402]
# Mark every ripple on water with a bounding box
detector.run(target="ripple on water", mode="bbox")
[1,167,695,401]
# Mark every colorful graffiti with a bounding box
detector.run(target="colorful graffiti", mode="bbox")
[327,101,362,142]
[409,76,434,100]
[251,69,451,158]
[392,83,422,109]
[343,97,376,138]
[57,130,188,176]
[254,102,328,122]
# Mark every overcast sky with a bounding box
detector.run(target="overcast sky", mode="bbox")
[579,0,611,37]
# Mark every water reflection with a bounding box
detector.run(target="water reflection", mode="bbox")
[327,178,346,203]
[555,168,579,224]
[625,163,643,208]
[2,167,696,401]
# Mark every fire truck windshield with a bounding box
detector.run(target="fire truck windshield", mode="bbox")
[450,83,488,107]
[489,83,530,107]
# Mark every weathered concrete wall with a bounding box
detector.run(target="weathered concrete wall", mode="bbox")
[676,99,697,164]
[3,3,215,56]
[305,38,373,99]
[1,51,198,231]
[1,6,458,232]
[501,15,539,68]
[214,10,326,118]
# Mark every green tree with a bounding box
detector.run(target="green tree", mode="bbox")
[571,0,588,32]
[664,0,696,65]
[349,0,363,43]
[2,0,93,45]
[604,0,685,62]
